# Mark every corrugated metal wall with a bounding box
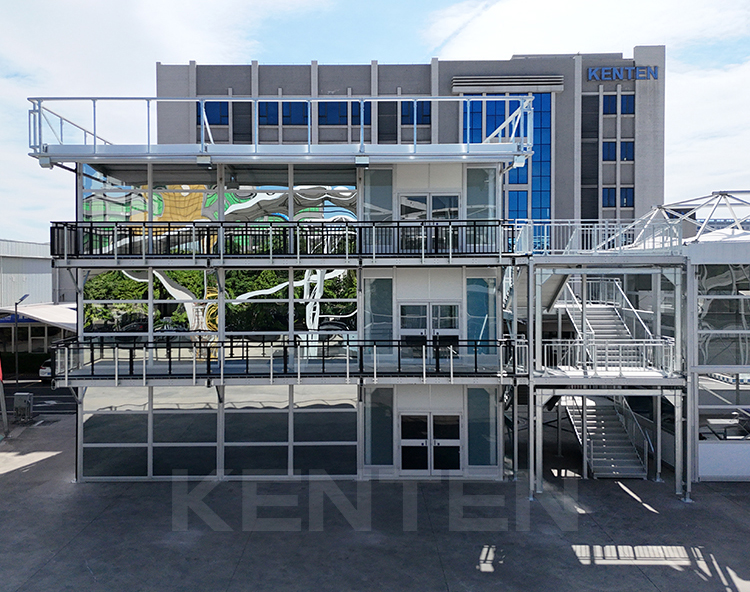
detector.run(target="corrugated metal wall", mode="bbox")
[0,240,52,307]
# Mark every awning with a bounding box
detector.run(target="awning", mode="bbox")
[0,303,76,332]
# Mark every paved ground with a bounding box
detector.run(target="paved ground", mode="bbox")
[2,416,750,592]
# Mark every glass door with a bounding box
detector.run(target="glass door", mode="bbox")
[399,413,462,475]
[400,414,429,472]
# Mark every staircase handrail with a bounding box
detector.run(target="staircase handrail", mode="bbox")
[612,281,653,339]
[613,396,654,471]
[562,282,595,339]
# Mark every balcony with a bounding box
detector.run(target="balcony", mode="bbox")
[28,95,534,166]
[51,337,528,386]
[51,220,518,265]
[541,339,678,378]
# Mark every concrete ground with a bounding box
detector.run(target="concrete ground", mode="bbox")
[2,416,750,592]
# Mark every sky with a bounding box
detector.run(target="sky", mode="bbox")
[1,0,749,242]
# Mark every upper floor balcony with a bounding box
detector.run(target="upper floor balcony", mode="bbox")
[50,217,683,267]
[28,95,534,167]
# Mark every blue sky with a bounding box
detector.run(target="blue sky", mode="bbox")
[1,0,749,242]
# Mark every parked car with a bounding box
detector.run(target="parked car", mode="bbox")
[39,359,52,381]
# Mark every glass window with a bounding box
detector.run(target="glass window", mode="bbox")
[621,95,635,114]
[83,414,148,443]
[258,102,278,125]
[462,95,483,143]
[621,141,634,161]
[603,187,616,208]
[401,305,427,329]
[293,445,356,475]
[318,101,348,125]
[351,101,371,125]
[602,142,617,161]
[508,190,528,220]
[621,187,634,207]
[365,388,393,465]
[468,388,497,466]
[485,99,505,136]
[467,168,497,219]
[197,101,228,125]
[224,446,287,475]
[153,412,217,443]
[603,95,617,115]
[698,265,750,295]
[282,102,308,125]
[507,164,528,184]
[83,447,147,477]
[401,101,431,125]
[467,278,497,342]
[294,413,357,442]
[363,169,393,221]
[364,278,393,341]
[225,412,289,442]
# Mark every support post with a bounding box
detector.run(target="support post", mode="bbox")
[536,391,544,493]
[675,393,683,497]
[582,396,588,479]
[655,392,663,482]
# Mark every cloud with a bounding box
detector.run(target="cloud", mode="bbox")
[424,0,750,59]
[423,0,750,203]
[0,0,327,242]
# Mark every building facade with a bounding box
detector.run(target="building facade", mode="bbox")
[29,46,749,494]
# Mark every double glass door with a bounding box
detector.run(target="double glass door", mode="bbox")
[400,413,462,474]
[399,194,459,254]
[400,303,459,358]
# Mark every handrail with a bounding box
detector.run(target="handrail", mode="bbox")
[50,220,516,259]
[561,282,595,339]
[50,337,526,384]
[613,395,654,473]
[612,280,653,339]
[28,95,534,156]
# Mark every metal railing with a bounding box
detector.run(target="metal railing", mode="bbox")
[612,395,654,473]
[50,220,516,260]
[543,339,676,374]
[513,218,682,254]
[28,95,534,156]
[51,336,528,384]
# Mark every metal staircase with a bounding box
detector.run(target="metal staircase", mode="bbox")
[566,397,649,479]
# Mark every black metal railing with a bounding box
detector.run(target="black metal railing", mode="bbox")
[51,336,528,382]
[51,220,516,260]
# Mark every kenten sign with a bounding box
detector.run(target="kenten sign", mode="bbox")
[587,66,658,81]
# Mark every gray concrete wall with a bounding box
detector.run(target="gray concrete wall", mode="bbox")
[156,62,195,144]
[634,45,666,216]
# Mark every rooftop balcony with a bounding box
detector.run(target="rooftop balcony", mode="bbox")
[28,95,534,166]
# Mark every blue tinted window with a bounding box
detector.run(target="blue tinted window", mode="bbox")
[602,142,617,161]
[485,100,505,136]
[258,102,278,125]
[351,101,371,125]
[401,101,431,125]
[318,102,348,125]
[197,101,228,125]
[530,93,551,221]
[621,95,635,114]
[603,95,617,114]
[621,187,634,207]
[282,102,308,125]
[508,164,528,184]
[602,187,616,208]
[462,96,483,143]
[621,141,634,161]
[508,190,527,220]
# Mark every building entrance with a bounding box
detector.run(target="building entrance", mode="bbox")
[399,413,462,475]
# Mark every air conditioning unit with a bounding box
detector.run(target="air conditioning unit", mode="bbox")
[14,392,33,422]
